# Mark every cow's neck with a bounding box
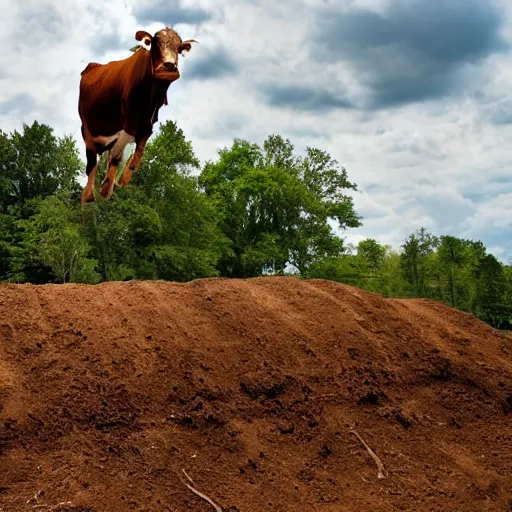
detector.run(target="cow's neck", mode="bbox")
[129,50,171,118]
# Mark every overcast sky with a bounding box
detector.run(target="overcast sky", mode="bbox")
[1,0,511,262]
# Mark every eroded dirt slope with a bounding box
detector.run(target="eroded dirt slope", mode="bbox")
[0,277,511,512]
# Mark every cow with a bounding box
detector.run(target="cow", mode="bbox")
[78,27,197,203]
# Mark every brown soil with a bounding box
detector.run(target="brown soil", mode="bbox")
[0,277,511,512]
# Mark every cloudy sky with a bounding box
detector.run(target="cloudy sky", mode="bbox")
[1,0,512,262]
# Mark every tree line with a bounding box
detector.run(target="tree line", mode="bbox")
[0,120,510,330]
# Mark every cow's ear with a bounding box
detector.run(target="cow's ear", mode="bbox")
[179,39,198,54]
[135,30,153,46]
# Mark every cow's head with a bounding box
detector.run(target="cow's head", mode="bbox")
[135,27,197,81]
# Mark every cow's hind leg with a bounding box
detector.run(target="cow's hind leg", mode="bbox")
[81,148,98,204]
[118,135,150,187]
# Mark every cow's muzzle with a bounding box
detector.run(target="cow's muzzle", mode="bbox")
[155,62,180,81]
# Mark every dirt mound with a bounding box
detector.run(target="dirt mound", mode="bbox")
[0,277,511,511]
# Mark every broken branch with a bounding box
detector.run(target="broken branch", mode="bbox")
[32,502,73,511]
[181,469,222,512]
[309,393,336,400]
[350,428,387,480]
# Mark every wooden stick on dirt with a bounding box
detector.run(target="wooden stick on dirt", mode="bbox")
[309,393,336,400]
[181,469,223,512]
[32,502,73,510]
[350,428,387,480]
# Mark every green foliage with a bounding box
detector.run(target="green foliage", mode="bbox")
[400,227,439,297]
[132,120,200,194]
[435,236,485,310]
[7,195,99,283]
[81,197,161,281]
[200,134,361,277]
[357,238,386,271]
[33,197,100,283]
[306,254,367,286]
[0,213,16,277]
[306,241,410,297]
[0,121,81,209]
[374,250,411,297]
[474,255,511,328]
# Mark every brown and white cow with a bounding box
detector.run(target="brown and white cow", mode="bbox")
[78,27,197,203]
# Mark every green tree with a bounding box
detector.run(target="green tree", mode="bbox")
[0,121,83,282]
[305,254,365,286]
[400,227,439,296]
[200,135,361,277]
[9,195,99,284]
[504,264,512,329]
[353,239,388,292]
[0,129,17,212]
[474,254,511,328]
[357,238,386,271]
[437,236,485,310]
[130,120,200,197]
[289,146,361,273]
[0,213,16,280]
[1,121,81,207]
[81,196,162,281]
[375,249,411,297]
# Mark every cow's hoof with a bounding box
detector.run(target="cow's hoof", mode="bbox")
[81,189,95,204]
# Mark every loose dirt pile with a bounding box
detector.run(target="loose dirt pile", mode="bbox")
[0,277,511,512]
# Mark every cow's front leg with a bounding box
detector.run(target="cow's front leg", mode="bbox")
[118,135,150,187]
[100,155,121,199]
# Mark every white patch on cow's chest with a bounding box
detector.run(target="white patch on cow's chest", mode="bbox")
[93,130,135,158]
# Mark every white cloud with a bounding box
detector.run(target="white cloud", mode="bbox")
[463,193,512,231]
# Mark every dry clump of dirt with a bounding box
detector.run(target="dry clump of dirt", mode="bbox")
[0,276,511,511]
